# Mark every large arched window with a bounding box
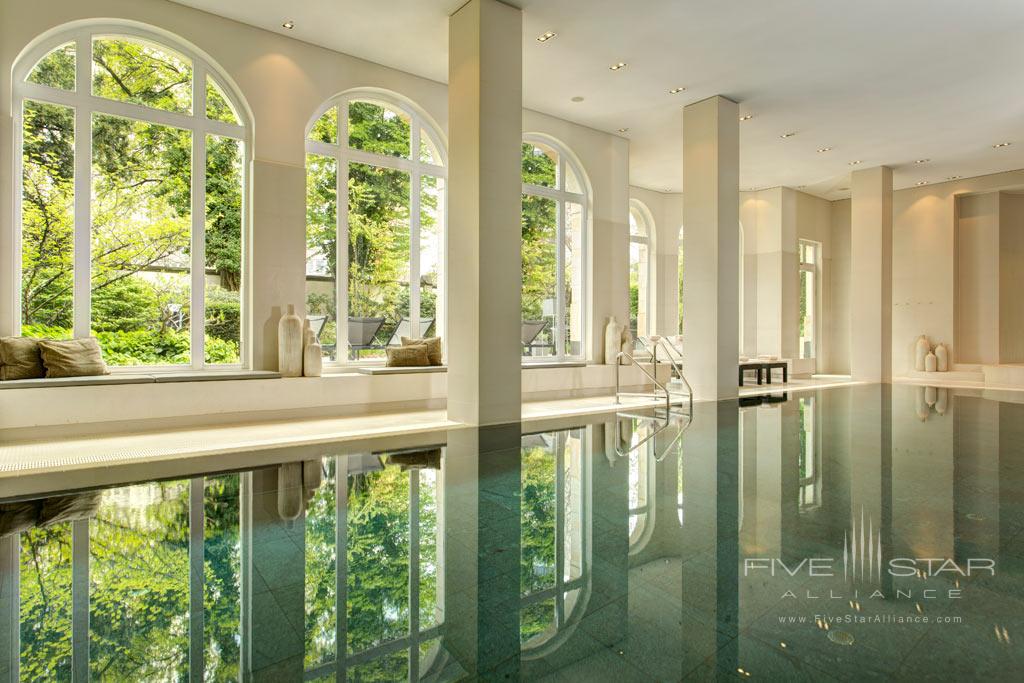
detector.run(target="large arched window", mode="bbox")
[13,25,250,368]
[521,137,588,362]
[305,92,446,364]
[628,201,653,339]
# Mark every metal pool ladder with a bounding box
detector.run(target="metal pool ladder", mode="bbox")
[614,335,693,413]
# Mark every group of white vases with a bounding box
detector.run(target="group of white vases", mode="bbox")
[914,335,949,373]
[278,304,323,377]
[603,316,634,364]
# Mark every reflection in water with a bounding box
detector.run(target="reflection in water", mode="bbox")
[2,384,1023,680]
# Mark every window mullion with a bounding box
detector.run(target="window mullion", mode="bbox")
[409,125,421,338]
[71,518,89,682]
[338,104,350,364]
[72,35,93,339]
[189,477,205,681]
[555,197,566,360]
[336,456,349,683]
[191,63,208,370]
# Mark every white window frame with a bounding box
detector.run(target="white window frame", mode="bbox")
[798,239,821,363]
[628,201,654,341]
[305,92,447,367]
[521,135,589,364]
[11,24,252,371]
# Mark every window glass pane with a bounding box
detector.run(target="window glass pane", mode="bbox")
[91,113,191,366]
[348,650,407,682]
[678,228,685,337]
[629,210,642,237]
[522,194,557,358]
[419,129,441,165]
[306,153,338,362]
[565,202,584,358]
[348,162,410,361]
[21,100,75,336]
[348,100,410,158]
[630,234,649,339]
[522,142,557,188]
[204,474,241,679]
[89,481,190,679]
[799,267,815,359]
[20,522,73,680]
[563,431,584,582]
[521,435,555,595]
[419,466,440,629]
[92,37,193,114]
[420,175,444,341]
[305,458,337,668]
[27,42,75,91]
[205,134,242,364]
[521,598,555,645]
[309,106,338,145]
[206,76,240,125]
[346,462,410,653]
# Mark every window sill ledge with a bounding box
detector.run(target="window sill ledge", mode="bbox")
[0,370,280,390]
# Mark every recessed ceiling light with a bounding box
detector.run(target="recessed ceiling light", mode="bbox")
[780,132,796,139]
[916,180,928,186]
[536,31,557,42]
[946,175,962,180]
[282,20,295,29]
[993,142,1012,148]
[668,87,686,94]
[609,62,627,71]
[571,96,584,103]
[817,147,832,153]
[915,158,930,164]
[838,187,850,191]
[617,127,629,133]
[739,114,753,121]
[848,160,862,165]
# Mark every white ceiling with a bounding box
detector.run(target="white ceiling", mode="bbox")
[170,0,1024,199]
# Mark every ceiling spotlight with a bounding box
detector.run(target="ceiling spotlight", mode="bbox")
[739,114,753,121]
[617,127,629,133]
[838,187,850,191]
[916,180,928,186]
[993,142,1012,148]
[668,87,686,94]
[282,20,295,29]
[848,160,862,165]
[947,175,962,180]
[609,62,627,71]
[536,31,557,42]
[780,132,796,139]
[817,147,832,153]
[571,96,584,102]
[915,158,930,164]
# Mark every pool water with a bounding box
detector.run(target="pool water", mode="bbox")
[1,384,1022,681]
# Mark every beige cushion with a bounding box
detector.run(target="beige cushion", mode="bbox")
[37,338,109,378]
[386,344,431,367]
[0,337,45,381]
[401,336,442,366]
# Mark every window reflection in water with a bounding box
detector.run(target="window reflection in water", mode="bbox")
[520,429,589,648]
[304,451,446,681]
[798,397,820,510]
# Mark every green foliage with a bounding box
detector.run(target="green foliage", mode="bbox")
[22,325,239,365]
[205,286,241,345]
[27,42,75,91]
[521,446,556,596]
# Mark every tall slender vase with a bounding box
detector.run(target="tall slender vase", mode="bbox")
[914,335,930,372]
[303,318,323,377]
[278,304,303,377]
[934,343,949,372]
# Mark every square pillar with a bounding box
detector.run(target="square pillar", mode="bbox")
[682,96,740,400]
[447,0,522,425]
[850,166,893,381]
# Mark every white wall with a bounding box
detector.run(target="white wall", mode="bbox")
[829,199,851,374]
[628,186,683,337]
[0,0,628,370]
[956,192,1000,364]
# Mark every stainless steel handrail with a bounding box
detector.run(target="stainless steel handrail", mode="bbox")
[657,337,694,402]
[614,351,671,411]
[614,410,692,461]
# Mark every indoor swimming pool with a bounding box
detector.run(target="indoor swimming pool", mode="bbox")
[1,384,1022,681]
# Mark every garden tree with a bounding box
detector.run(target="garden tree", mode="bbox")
[20,38,243,362]
[520,442,557,643]
[521,145,558,322]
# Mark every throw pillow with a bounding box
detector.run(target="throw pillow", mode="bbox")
[37,338,109,378]
[0,336,45,381]
[401,336,443,366]
[386,344,430,367]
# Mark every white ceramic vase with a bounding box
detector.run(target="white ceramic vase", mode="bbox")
[934,343,949,372]
[914,386,929,421]
[914,335,930,372]
[925,352,937,373]
[277,461,304,520]
[604,317,624,365]
[302,318,323,377]
[278,304,303,377]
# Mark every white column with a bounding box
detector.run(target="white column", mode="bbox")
[682,96,740,400]
[447,0,522,425]
[850,166,892,381]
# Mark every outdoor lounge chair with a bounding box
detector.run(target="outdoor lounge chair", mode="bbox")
[307,314,335,360]
[384,317,436,346]
[522,319,555,355]
[348,316,386,360]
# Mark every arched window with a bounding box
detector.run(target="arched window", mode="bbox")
[677,226,685,336]
[14,25,250,367]
[628,201,653,339]
[521,137,588,361]
[305,92,446,363]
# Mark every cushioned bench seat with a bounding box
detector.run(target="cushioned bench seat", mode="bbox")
[0,370,280,389]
